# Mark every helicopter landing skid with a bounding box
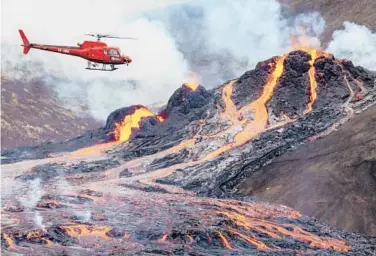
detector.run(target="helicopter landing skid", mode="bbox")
[86,62,117,71]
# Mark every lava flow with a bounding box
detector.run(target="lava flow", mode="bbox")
[114,106,163,142]
[306,48,318,112]
[61,224,113,239]
[69,106,165,157]
[202,54,289,160]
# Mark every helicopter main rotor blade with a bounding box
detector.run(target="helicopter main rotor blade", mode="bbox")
[103,36,138,40]
[84,33,138,40]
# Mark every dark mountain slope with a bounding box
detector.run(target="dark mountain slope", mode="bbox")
[1,75,101,150]
[283,0,376,45]
[237,104,376,235]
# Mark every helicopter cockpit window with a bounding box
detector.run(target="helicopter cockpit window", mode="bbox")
[108,49,120,57]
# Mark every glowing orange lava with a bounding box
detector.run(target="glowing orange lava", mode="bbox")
[229,228,269,250]
[306,49,318,112]
[219,211,350,252]
[3,234,15,248]
[184,72,200,91]
[216,232,232,250]
[202,54,288,160]
[114,107,156,142]
[157,234,169,243]
[61,224,112,240]
[69,141,118,157]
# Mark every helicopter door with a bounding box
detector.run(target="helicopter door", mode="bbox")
[103,49,111,62]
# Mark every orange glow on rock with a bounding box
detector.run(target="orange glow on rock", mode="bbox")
[184,73,200,91]
[114,107,160,143]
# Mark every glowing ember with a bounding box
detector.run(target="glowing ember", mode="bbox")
[114,107,158,143]
[3,234,15,248]
[216,232,232,250]
[184,73,200,91]
[186,234,194,243]
[157,234,169,243]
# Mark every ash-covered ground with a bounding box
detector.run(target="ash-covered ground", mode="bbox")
[2,50,376,255]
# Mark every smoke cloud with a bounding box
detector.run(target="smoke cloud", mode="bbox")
[326,22,376,71]
[3,0,374,121]
[1,0,193,120]
[18,178,45,209]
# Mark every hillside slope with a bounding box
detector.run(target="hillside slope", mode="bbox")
[237,104,376,236]
[1,76,101,150]
[284,0,376,44]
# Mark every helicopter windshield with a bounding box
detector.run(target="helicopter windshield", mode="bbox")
[108,49,120,57]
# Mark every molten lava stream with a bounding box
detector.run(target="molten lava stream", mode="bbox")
[61,224,112,240]
[202,54,288,161]
[69,141,118,157]
[229,228,270,250]
[306,49,318,113]
[3,234,16,248]
[216,232,233,250]
[218,211,350,252]
[115,107,157,142]
[69,106,164,158]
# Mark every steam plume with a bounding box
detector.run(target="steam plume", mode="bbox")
[17,178,46,229]
[326,22,376,71]
[2,0,374,121]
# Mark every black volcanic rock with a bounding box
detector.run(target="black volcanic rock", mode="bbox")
[15,159,120,183]
[267,51,312,117]
[105,105,155,132]
[237,105,376,236]
[314,56,351,108]
[340,59,376,91]
[164,84,212,116]
[232,60,271,108]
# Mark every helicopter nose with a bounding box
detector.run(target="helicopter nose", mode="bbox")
[123,56,132,64]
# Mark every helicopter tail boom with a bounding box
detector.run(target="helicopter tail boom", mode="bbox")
[19,29,31,54]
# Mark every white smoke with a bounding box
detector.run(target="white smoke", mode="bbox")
[204,0,290,69]
[8,0,372,122]
[1,0,193,120]
[54,176,91,221]
[18,178,45,209]
[74,210,92,221]
[34,211,45,230]
[327,22,376,71]
[290,12,326,49]
[17,178,46,229]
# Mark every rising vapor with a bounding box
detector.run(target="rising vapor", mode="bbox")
[326,22,376,71]
[1,0,374,121]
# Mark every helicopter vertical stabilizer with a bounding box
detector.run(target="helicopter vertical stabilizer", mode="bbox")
[19,29,31,54]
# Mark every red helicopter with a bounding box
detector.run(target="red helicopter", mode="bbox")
[18,29,136,71]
